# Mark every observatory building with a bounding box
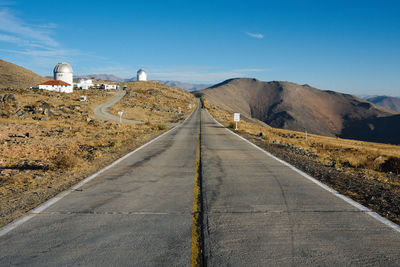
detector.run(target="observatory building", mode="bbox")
[54,62,73,86]
[137,69,147,81]
[36,62,73,93]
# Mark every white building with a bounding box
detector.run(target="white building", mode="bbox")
[137,69,147,81]
[100,84,117,90]
[54,62,73,86]
[38,80,73,93]
[75,78,93,90]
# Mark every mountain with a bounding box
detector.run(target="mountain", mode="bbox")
[158,81,210,91]
[0,59,46,89]
[196,78,400,143]
[341,114,400,144]
[75,74,124,82]
[364,95,400,112]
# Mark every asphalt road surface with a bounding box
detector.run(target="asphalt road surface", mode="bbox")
[1,104,400,266]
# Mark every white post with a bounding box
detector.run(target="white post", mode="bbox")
[235,121,238,130]
[118,111,123,123]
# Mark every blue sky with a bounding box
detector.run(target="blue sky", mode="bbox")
[0,0,399,96]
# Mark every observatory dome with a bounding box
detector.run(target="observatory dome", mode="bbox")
[54,62,73,73]
[137,69,147,81]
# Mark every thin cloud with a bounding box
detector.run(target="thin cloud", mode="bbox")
[0,8,58,47]
[245,32,264,39]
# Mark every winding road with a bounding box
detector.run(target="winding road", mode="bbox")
[93,90,144,124]
[1,103,400,266]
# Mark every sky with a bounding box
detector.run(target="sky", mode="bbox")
[0,0,399,96]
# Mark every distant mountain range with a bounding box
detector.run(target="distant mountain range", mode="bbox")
[196,78,400,144]
[363,95,400,112]
[75,74,125,82]
[158,81,210,91]
[75,74,211,91]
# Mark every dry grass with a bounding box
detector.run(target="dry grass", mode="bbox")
[205,99,400,186]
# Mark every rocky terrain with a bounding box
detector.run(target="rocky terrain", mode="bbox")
[196,78,400,144]
[0,59,46,89]
[204,99,400,224]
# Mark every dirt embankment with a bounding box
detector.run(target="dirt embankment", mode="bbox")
[0,86,195,227]
[204,99,400,225]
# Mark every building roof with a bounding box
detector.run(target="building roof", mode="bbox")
[39,80,71,86]
[54,62,73,73]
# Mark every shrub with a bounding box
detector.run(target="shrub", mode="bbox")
[228,121,235,129]
[51,152,78,170]
[158,124,168,130]
[380,157,400,175]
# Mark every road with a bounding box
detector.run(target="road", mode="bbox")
[1,104,400,266]
[93,90,144,124]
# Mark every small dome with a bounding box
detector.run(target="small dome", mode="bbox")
[77,78,85,83]
[137,69,146,74]
[54,62,73,73]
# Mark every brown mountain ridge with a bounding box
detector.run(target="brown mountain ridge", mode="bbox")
[0,59,46,89]
[196,78,400,144]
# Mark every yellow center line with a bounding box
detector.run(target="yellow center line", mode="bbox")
[191,106,204,266]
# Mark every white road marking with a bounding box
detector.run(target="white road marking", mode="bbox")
[0,105,198,238]
[205,109,400,233]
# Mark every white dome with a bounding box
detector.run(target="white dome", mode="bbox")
[54,62,73,73]
[137,69,146,74]
[77,78,85,83]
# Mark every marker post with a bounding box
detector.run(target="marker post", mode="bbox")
[118,111,123,123]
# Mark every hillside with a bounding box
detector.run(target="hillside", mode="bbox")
[110,81,196,124]
[0,59,46,89]
[196,78,399,143]
[365,95,400,112]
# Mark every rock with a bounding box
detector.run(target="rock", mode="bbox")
[14,109,27,118]
[2,94,17,106]
[33,175,42,180]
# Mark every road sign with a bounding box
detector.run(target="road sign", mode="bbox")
[234,113,240,122]
[233,113,240,130]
